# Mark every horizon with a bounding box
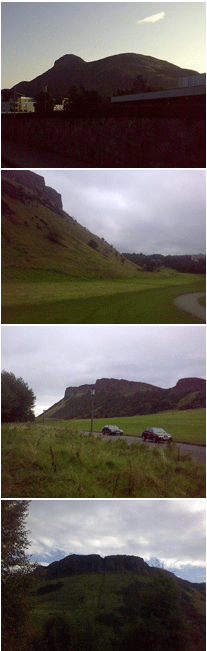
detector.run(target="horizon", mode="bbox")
[2,3,206,89]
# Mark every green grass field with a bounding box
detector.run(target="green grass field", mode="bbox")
[2,410,205,498]
[70,408,206,446]
[1,270,205,323]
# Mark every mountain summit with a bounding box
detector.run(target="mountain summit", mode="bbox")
[11,52,198,99]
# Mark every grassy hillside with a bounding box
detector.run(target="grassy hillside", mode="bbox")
[1,172,138,279]
[2,418,205,498]
[28,569,206,651]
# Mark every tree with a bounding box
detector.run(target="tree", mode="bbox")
[1,500,31,579]
[1,501,36,651]
[34,88,54,113]
[1,370,36,422]
[64,84,104,115]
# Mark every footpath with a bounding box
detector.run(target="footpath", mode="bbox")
[1,139,89,168]
[174,292,206,322]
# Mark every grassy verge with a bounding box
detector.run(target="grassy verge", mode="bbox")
[69,409,206,446]
[2,422,205,498]
[198,295,206,308]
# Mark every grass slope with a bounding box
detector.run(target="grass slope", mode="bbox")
[1,173,138,279]
[2,418,205,498]
[29,570,206,651]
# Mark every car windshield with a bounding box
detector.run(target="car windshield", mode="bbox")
[153,428,166,434]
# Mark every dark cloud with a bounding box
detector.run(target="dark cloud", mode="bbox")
[1,325,205,416]
[42,170,206,256]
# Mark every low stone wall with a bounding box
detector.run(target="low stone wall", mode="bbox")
[1,112,205,167]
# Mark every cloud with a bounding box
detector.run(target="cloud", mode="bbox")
[27,499,206,582]
[137,11,165,25]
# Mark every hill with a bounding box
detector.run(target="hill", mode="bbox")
[40,376,206,420]
[1,170,138,279]
[32,553,205,651]
[10,52,198,100]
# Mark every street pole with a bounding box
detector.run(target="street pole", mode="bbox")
[90,388,95,434]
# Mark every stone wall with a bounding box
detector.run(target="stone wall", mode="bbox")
[1,112,205,167]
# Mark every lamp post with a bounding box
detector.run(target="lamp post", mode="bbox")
[90,388,95,434]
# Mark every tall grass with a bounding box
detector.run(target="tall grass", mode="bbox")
[2,422,205,498]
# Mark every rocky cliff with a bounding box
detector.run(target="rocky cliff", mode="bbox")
[2,170,63,212]
[46,554,155,580]
[43,377,206,420]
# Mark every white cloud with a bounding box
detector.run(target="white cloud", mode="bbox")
[137,11,165,25]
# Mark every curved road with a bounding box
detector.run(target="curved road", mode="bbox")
[174,292,206,321]
[88,432,206,463]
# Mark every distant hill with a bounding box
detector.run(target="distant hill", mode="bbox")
[42,553,205,592]
[40,376,206,420]
[10,52,199,100]
[33,553,206,651]
[1,170,138,279]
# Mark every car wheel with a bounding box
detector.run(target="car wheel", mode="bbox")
[153,436,157,442]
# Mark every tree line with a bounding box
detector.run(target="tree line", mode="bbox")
[34,74,157,114]
[123,252,206,275]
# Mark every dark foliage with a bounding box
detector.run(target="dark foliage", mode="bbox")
[34,89,54,113]
[123,252,206,275]
[1,370,36,422]
[36,581,64,595]
[88,239,99,251]
[113,74,163,96]
[64,83,108,116]
[1,501,36,651]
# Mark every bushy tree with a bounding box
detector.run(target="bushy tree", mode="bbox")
[1,500,31,579]
[1,370,36,422]
[1,501,36,651]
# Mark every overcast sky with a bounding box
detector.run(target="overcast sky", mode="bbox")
[1,3,206,88]
[41,169,206,256]
[1,325,205,416]
[25,498,206,583]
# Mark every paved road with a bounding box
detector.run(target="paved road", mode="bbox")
[87,432,206,463]
[174,292,206,321]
